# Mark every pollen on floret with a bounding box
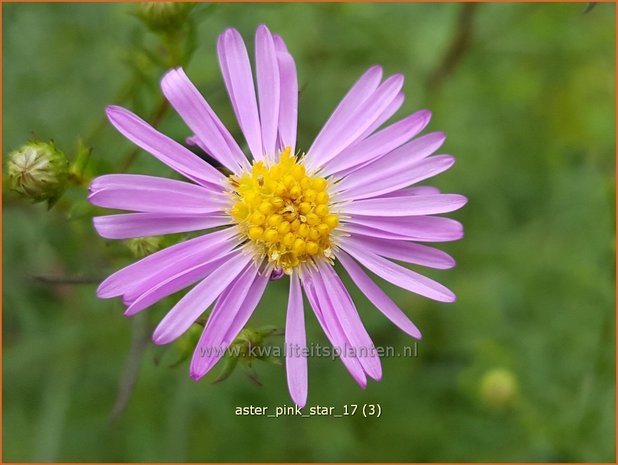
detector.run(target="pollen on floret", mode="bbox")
[228,147,339,273]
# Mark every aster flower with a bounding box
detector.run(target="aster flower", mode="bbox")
[90,25,466,407]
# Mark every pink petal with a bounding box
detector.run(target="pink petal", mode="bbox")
[275,49,298,153]
[89,174,214,193]
[272,34,289,53]
[188,264,259,374]
[345,235,455,269]
[307,73,404,171]
[305,65,383,168]
[343,215,464,242]
[377,186,442,197]
[285,273,307,407]
[105,105,226,188]
[300,268,368,388]
[317,262,382,381]
[152,251,253,345]
[355,92,405,143]
[97,227,236,298]
[255,24,280,157]
[337,251,422,339]
[190,264,269,378]
[342,193,468,217]
[341,223,414,241]
[323,109,431,176]
[339,156,455,201]
[124,253,232,316]
[160,68,249,174]
[88,174,228,214]
[217,28,263,160]
[93,213,230,240]
[217,267,270,350]
[340,240,456,303]
[335,131,447,195]
[89,174,227,201]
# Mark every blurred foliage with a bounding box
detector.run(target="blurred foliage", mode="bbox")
[3,2,615,462]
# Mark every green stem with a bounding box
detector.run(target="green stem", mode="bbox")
[163,30,185,68]
[82,74,142,147]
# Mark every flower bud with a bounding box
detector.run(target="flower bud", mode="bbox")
[214,325,282,384]
[6,141,69,205]
[126,237,162,258]
[134,2,194,33]
[479,368,518,410]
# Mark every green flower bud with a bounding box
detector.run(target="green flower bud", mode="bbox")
[168,323,202,367]
[6,141,69,205]
[214,325,282,384]
[213,355,239,384]
[480,368,518,410]
[126,236,162,258]
[134,2,195,33]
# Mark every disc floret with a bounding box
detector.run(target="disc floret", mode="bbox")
[229,148,339,272]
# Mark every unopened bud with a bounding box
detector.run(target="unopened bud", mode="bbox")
[169,324,202,368]
[126,237,162,258]
[135,2,194,33]
[480,368,518,410]
[214,325,282,384]
[6,141,69,205]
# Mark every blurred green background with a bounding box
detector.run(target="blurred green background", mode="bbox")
[3,2,616,462]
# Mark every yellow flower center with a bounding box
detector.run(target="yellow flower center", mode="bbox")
[228,147,339,272]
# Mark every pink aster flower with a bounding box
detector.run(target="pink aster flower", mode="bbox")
[90,25,466,407]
